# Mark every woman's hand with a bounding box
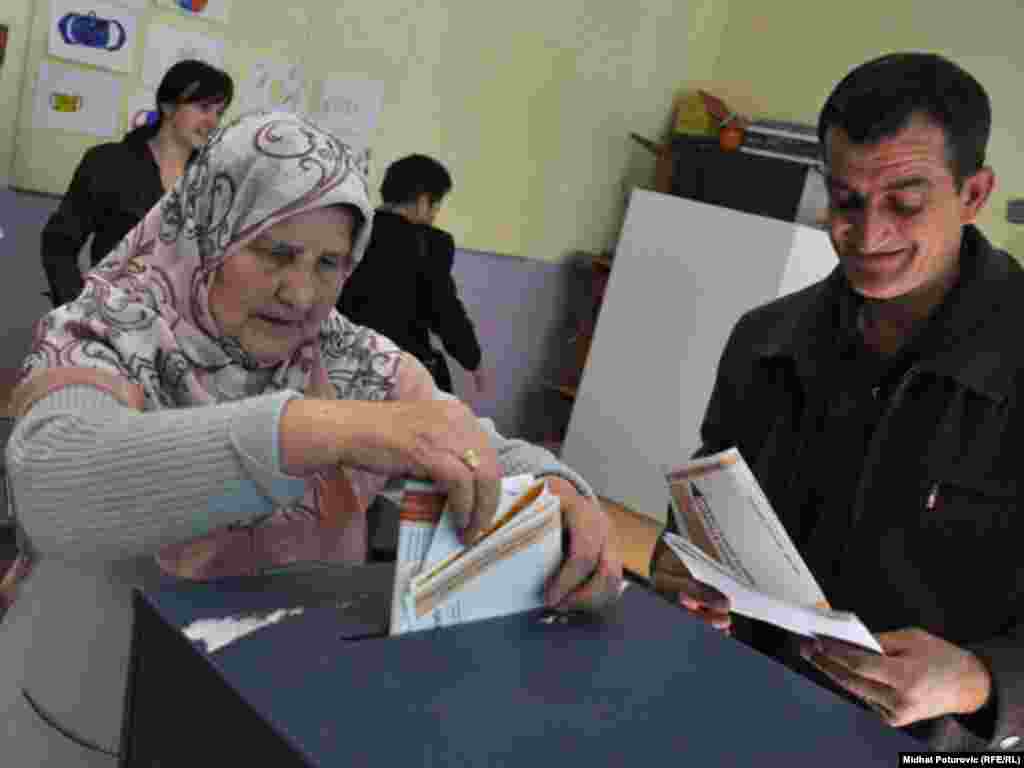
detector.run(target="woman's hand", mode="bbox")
[281,397,502,543]
[543,477,624,613]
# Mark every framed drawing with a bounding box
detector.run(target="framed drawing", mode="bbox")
[49,0,139,72]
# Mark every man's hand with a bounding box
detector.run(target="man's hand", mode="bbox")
[799,628,993,727]
[651,538,733,634]
[542,477,623,614]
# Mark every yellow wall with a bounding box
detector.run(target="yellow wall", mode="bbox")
[680,0,731,91]
[0,0,34,188]
[6,2,1017,259]
[701,0,1024,256]
[5,0,695,262]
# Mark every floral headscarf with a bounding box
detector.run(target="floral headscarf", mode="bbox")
[13,111,433,578]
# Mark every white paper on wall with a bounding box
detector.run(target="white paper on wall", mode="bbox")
[49,0,139,72]
[310,76,383,177]
[142,24,224,89]
[34,61,122,138]
[237,59,307,115]
[154,0,231,24]
[314,76,383,144]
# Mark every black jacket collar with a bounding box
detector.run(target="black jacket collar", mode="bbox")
[762,225,1022,403]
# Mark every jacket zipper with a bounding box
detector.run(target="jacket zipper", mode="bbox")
[847,364,920,531]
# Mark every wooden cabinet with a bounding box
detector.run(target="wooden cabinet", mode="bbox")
[552,252,612,399]
[539,253,612,455]
[671,135,826,228]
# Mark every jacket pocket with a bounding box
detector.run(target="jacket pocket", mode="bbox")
[916,473,1018,558]
[919,474,1017,529]
[908,473,1019,638]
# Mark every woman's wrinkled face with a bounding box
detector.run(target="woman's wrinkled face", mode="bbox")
[208,206,356,363]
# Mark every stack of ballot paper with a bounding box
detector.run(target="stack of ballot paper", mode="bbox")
[663,449,882,653]
[389,474,563,635]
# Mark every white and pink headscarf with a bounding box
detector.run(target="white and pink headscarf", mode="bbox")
[12,111,436,579]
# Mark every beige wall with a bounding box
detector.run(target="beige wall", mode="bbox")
[700,0,1023,255]
[0,0,34,188]
[5,0,697,262]
[12,3,1012,259]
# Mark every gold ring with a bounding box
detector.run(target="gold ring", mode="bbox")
[461,448,481,470]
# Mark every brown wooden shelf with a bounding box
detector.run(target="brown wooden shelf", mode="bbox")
[571,250,613,273]
[544,382,578,400]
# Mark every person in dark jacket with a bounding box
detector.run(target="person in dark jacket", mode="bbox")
[338,154,489,396]
[651,53,1024,752]
[41,59,233,307]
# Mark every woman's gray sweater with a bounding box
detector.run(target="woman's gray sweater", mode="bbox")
[1,385,592,765]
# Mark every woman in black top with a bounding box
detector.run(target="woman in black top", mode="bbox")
[41,59,233,307]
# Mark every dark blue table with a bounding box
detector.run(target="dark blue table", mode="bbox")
[121,564,923,766]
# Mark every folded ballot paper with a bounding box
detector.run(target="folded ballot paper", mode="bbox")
[389,474,563,635]
[663,449,882,653]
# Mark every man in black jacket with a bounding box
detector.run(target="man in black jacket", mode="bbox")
[652,53,1023,752]
[338,154,489,396]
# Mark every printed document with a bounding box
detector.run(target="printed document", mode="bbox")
[389,475,562,635]
[664,449,881,653]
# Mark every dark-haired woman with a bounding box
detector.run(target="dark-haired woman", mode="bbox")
[40,59,233,307]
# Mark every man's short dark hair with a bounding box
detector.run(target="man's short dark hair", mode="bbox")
[380,154,452,206]
[817,52,991,188]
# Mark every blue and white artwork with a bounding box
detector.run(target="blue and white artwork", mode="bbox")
[49,0,138,72]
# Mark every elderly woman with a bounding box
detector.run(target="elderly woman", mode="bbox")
[2,112,622,766]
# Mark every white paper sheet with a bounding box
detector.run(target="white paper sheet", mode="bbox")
[664,448,882,653]
[154,0,231,24]
[237,58,307,116]
[407,504,561,631]
[142,23,224,89]
[390,478,562,635]
[34,61,122,138]
[49,0,139,72]
[421,473,536,571]
[314,76,383,145]
[663,532,882,653]
[667,448,827,607]
[412,481,553,596]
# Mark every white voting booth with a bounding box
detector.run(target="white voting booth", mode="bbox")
[561,189,838,523]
